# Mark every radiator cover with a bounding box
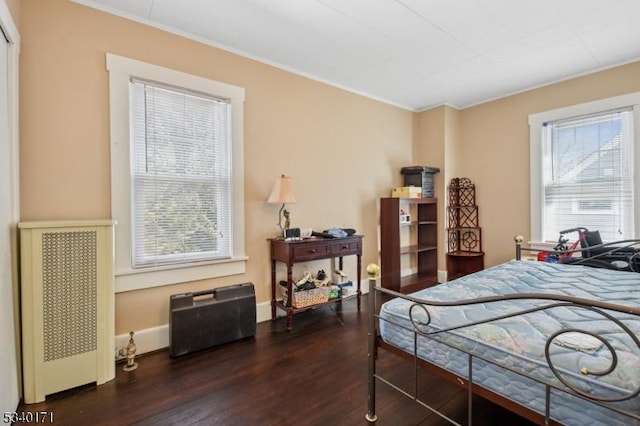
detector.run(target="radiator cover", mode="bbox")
[19,220,115,404]
[169,283,256,357]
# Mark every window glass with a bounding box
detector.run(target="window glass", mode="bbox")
[541,109,634,242]
[130,80,232,267]
[107,53,246,292]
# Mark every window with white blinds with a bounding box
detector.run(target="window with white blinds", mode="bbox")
[107,53,246,292]
[541,109,634,242]
[130,80,232,267]
[530,93,640,246]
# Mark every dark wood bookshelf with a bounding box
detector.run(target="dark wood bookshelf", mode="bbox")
[380,197,438,294]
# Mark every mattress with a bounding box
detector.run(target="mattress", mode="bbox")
[379,260,640,426]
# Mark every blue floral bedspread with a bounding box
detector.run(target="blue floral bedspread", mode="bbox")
[379,260,640,426]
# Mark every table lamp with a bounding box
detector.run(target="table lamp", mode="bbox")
[267,174,296,234]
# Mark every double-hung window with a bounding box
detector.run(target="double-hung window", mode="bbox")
[529,93,640,245]
[107,54,246,292]
[130,79,232,267]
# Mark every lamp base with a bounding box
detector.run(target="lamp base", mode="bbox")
[277,204,292,234]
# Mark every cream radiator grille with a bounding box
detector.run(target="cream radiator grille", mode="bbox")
[42,231,98,362]
[20,220,115,403]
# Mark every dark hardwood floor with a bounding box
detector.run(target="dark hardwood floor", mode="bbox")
[16,295,534,425]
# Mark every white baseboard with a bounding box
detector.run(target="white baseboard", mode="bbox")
[115,325,169,361]
[115,279,369,359]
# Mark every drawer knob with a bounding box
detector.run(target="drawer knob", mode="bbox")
[342,245,348,249]
[309,249,316,253]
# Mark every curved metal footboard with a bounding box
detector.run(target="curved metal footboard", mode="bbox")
[366,260,640,425]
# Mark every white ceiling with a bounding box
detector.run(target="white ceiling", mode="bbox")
[74,0,640,111]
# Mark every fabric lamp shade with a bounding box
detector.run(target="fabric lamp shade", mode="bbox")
[267,175,296,233]
[267,175,296,204]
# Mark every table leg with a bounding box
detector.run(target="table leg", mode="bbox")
[271,259,277,320]
[357,253,362,311]
[286,263,293,331]
[286,309,293,332]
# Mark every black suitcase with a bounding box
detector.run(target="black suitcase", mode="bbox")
[169,283,256,357]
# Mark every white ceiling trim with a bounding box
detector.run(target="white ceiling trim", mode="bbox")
[72,0,640,112]
[419,55,640,113]
[72,0,417,110]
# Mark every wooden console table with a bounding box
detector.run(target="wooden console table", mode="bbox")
[270,235,363,331]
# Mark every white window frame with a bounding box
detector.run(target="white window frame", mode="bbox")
[107,54,246,293]
[529,92,640,246]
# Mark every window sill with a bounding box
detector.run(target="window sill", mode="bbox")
[527,241,555,251]
[114,256,248,293]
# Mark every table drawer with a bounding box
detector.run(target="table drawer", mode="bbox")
[292,244,330,261]
[330,240,361,256]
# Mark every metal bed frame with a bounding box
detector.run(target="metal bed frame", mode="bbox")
[366,237,640,425]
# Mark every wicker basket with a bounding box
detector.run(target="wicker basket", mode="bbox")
[281,286,331,308]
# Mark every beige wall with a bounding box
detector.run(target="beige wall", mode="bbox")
[417,61,640,269]
[18,0,640,335]
[413,106,455,269]
[19,0,414,333]
[458,61,640,267]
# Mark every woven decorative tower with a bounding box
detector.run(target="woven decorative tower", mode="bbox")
[446,177,484,280]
